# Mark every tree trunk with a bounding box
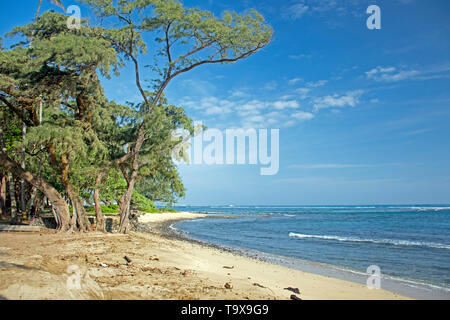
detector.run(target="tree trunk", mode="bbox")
[118,172,138,234]
[27,159,42,218]
[1,153,70,231]
[30,191,42,219]
[94,173,105,232]
[0,175,6,218]
[27,186,37,216]
[20,122,26,220]
[60,154,90,232]
[118,183,134,234]
[117,130,146,234]
[51,205,61,229]
[69,197,77,232]
[8,172,18,221]
[118,153,140,234]
[65,184,90,232]
[74,194,90,232]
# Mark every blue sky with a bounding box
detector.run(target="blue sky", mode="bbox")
[2,0,450,205]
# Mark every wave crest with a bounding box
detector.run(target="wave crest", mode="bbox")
[288,232,450,250]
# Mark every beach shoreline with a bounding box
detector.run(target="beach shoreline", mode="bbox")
[0,212,413,300]
[162,212,449,300]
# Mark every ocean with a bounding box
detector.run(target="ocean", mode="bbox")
[169,205,450,299]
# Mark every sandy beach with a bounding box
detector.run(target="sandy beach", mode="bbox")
[0,212,411,300]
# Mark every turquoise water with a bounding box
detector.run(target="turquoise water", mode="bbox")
[170,205,450,298]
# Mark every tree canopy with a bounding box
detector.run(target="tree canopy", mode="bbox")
[0,0,272,233]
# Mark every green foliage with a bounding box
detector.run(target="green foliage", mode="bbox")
[85,204,119,214]
[1,0,271,225]
[131,190,156,209]
[137,206,160,214]
[159,208,178,213]
[0,109,22,152]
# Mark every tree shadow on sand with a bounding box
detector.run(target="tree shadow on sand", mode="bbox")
[0,261,40,271]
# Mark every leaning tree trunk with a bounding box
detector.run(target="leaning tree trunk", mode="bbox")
[118,165,139,234]
[118,134,145,234]
[93,172,105,232]
[118,188,132,234]
[1,153,70,231]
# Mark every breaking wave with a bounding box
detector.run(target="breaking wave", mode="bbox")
[288,232,450,250]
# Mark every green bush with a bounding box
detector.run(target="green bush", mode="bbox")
[159,208,178,213]
[137,206,161,213]
[85,205,119,214]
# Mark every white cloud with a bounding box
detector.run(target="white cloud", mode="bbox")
[283,3,309,20]
[247,115,265,123]
[366,66,420,82]
[288,78,303,85]
[236,101,263,117]
[204,105,232,115]
[366,66,396,76]
[229,89,248,98]
[306,80,328,88]
[273,100,300,110]
[402,128,431,136]
[281,0,367,21]
[289,54,312,60]
[292,111,314,120]
[295,87,311,99]
[313,90,363,112]
[182,96,233,115]
[179,96,312,129]
[263,81,278,91]
[365,64,450,82]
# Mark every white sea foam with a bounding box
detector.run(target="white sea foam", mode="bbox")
[288,232,450,250]
[387,206,450,211]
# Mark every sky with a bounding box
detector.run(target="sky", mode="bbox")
[1,0,450,205]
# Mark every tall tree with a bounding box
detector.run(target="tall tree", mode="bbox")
[82,0,273,233]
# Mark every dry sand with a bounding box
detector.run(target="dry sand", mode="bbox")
[0,212,412,300]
